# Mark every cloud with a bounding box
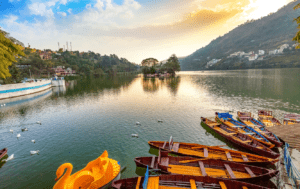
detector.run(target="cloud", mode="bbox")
[58,12,67,17]
[28,2,54,18]
[67,8,72,14]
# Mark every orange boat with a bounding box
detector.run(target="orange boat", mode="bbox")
[258,110,281,127]
[148,138,278,166]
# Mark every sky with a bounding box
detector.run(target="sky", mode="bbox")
[0,0,295,64]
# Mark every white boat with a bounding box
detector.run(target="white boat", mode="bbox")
[51,77,65,87]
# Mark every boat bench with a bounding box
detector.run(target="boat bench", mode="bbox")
[224,164,236,179]
[245,167,256,177]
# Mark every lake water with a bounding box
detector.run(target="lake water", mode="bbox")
[0,69,299,189]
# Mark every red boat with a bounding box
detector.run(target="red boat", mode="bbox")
[258,110,281,127]
[134,151,278,183]
[0,148,7,160]
[112,174,274,189]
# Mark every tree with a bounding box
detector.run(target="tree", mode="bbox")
[164,54,181,74]
[141,58,158,67]
[0,30,25,79]
[293,3,300,48]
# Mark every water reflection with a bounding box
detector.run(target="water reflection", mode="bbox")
[142,76,181,95]
[166,76,181,96]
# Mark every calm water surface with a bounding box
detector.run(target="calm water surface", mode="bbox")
[0,69,300,189]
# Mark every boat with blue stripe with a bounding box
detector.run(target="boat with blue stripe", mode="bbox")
[237,112,283,147]
[215,112,275,149]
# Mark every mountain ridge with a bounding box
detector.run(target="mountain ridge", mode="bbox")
[180,0,300,70]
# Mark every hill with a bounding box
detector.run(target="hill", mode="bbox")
[180,0,300,70]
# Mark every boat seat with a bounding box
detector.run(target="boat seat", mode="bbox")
[232,126,243,128]
[162,141,167,149]
[226,133,236,135]
[136,177,141,189]
[224,164,236,179]
[190,179,197,189]
[242,155,249,162]
[242,187,248,189]
[198,161,207,176]
[203,148,208,157]
[225,151,232,161]
[172,143,180,152]
[242,140,252,143]
[160,157,169,167]
[245,167,256,177]
[219,181,227,189]
[151,156,156,168]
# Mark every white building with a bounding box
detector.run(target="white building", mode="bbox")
[206,59,221,67]
[269,49,278,55]
[278,44,289,53]
[258,50,265,55]
[248,54,258,61]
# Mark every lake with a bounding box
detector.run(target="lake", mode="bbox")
[0,68,299,189]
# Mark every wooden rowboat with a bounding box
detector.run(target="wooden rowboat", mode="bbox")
[0,148,7,160]
[215,112,275,149]
[134,151,278,183]
[112,174,273,189]
[148,139,278,166]
[201,117,280,158]
[237,112,282,147]
[258,110,281,127]
[283,114,300,125]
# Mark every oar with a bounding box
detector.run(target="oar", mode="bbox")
[191,145,227,149]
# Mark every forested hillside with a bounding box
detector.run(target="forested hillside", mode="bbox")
[180,0,300,70]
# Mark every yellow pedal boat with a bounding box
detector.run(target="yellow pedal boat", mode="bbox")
[53,150,120,189]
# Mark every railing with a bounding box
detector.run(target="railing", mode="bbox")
[284,143,300,189]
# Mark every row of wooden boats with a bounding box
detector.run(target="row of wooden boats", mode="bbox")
[257,110,300,126]
[111,137,279,189]
[108,111,287,188]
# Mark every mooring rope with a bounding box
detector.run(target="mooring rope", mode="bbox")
[284,143,300,189]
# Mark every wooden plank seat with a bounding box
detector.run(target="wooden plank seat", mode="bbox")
[224,164,236,179]
[198,161,207,176]
[151,156,156,168]
[241,140,252,143]
[219,181,227,189]
[190,179,197,189]
[203,148,208,157]
[244,167,256,177]
[162,141,167,149]
[242,187,248,189]
[160,157,169,167]
[136,177,141,189]
[172,143,180,152]
[242,155,249,162]
[225,151,233,161]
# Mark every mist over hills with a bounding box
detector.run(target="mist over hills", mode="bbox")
[180,0,300,71]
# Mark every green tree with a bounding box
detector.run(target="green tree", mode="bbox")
[164,54,181,75]
[141,58,158,67]
[0,30,25,79]
[293,3,300,48]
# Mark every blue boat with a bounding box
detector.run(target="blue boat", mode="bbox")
[215,112,275,149]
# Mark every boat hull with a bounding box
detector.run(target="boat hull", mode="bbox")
[134,155,278,183]
[202,118,280,159]
[111,174,273,189]
[0,148,7,159]
[148,141,278,166]
[237,114,283,147]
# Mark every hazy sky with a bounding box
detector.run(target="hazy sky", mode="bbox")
[0,0,295,64]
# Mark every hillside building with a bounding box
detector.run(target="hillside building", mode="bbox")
[258,50,265,55]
